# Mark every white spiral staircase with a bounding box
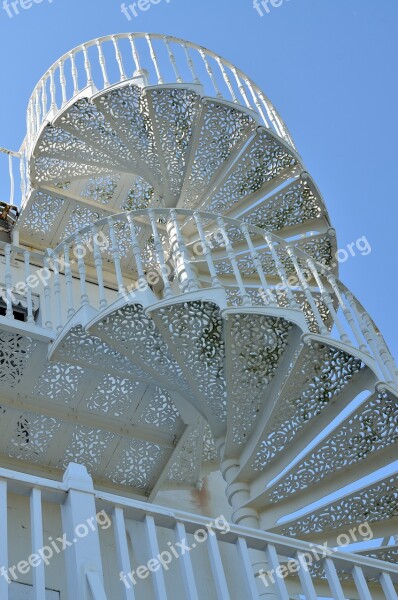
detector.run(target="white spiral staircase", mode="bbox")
[1,33,398,569]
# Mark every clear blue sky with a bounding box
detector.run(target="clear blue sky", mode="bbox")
[0,0,397,358]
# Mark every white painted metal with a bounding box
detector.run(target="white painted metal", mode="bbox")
[380,572,398,600]
[264,544,290,600]
[323,558,346,600]
[0,480,8,600]
[235,537,259,600]
[352,565,373,600]
[174,521,199,600]
[30,488,46,600]
[144,515,168,600]
[113,507,136,600]
[207,530,231,600]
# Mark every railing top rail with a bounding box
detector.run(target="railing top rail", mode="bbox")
[94,489,398,578]
[23,32,294,151]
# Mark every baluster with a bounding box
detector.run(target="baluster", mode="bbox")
[148,209,173,299]
[231,67,251,108]
[199,49,222,97]
[183,43,200,84]
[246,80,268,125]
[323,558,346,600]
[217,217,250,306]
[127,213,147,294]
[287,248,328,335]
[241,223,276,306]
[174,522,199,600]
[169,209,198,293]
[379,573,398,600]
[63,244,75,318]
[30,489,45,600]
[112,36,127,81]
[376,333,398,386]
[343,290,373,352]
[91,224,108,310]
[296,552,318,600]
[96,40,110,88]
[41,79,48,119]
[49,67,57,112]
[82,44,93,87]
[108,220,126,297]
[193,213,222,289]
[351,565,373,600]
[207,532,230,600]
[215,58,238,103]
[49,250,62,332]
[264,234,298,309]
[264,544,290,600]
[20,151,26,203]
[5,244,14,319]
[43,253,53,329]
[145,516,168,600]
[257,90,282,135]
[146,34,163,84]
[129,34,143,76]
[0,481,8,600]
[34,90,41,131]
[74,232,89,307]
[8,154,14,205]
[24,251,34,324]
[326,273,369,349]
[235,538,259,600]
[59,60,67,106]
[70,51,79,95]
[307,259,349,343]
[113,508,136,600]
[361,312,394,383]
[164,36,183,83]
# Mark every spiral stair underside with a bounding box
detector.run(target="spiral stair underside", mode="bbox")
[1,33,397,563]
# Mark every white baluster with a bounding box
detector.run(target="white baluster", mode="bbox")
[183,43,200,84]
[129,34,143,76]
[41,79,48,119]
[34,90,41,132]
[63,244,75,318]
[207,532,230,600]
[257,90,282,135]
[113,507,136,600]
[379,572,398,600]
[59,60,67,106]
[322,558,346,600]
[24,250,34,324]
[264,544,290,600]
[344,290,374,352]
[361,312,393,383]
[148,209,173,299]
[246,80,268,125]
[96,41,110,88]
[164,36,183,83]
[264,234,298,310]
[169,209,198,293]
[326,273,368,347]
[296,552,317,600]
[49,249,62,332]
[376,333,398,386]
[70,51,79,95]
[0,481,8,600]
[199,49,222,97]
[231,67,251,108]
[91,224,107,310]
[215,58,238,103]
[351,565,373,600]
[127,213,147,293]
[113,36,127,81]
[145,515,168,600]
[82,43,93,87]
[218,217,250,306]
[109,219,126,297]
[30,488,45,600]
[175,522,199,600]
[75,232,89,307]
[146,34,163,84]
[307,259,349,343]
[193,212,222,289]
[235,538,259,600]
[20,150,26,203]
[49,67,57,112]
[5,244,14,319]
[241,223,276,306]
[287,248,328,335]
[8,154,14,205]
[43,253,53,329]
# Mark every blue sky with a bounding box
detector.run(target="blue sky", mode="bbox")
[0,0,397,357]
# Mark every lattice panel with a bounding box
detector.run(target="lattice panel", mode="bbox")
[0,332,36,389]
[34,362,86,405]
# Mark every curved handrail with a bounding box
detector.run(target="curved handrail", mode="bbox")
[45,208,398,387]
[23,33,295,154]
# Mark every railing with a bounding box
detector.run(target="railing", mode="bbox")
[43,208,397,387]
[23,33,295,154]
[1,209,397,386]
[0,462,397,600]
[0,147,22,208]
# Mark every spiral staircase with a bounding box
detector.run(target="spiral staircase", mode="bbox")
[1,33,398,597]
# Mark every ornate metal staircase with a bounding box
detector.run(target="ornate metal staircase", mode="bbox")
[1,34,398,592]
